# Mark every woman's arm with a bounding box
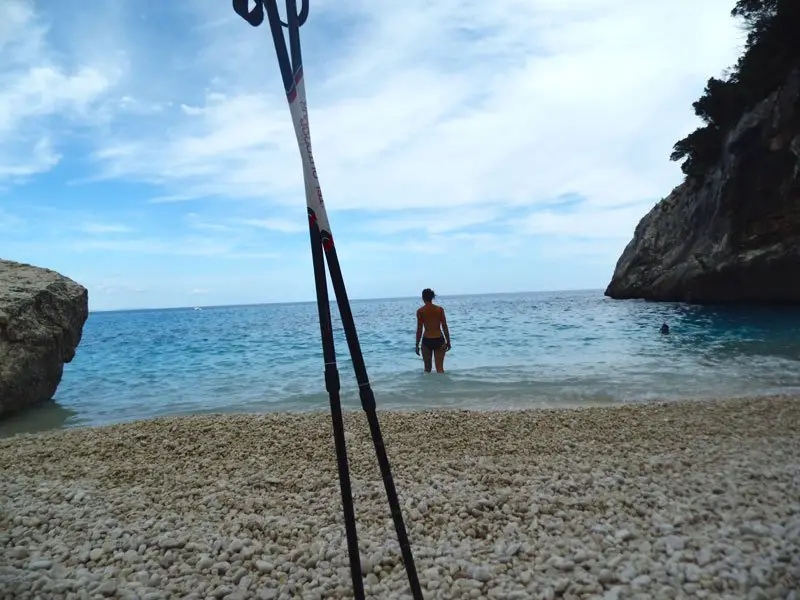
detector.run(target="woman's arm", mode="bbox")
[441,307,451,349]
[415,310,423,355]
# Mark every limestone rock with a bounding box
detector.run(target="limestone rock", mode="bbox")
[606,68,800,304]
[0,259,88,418]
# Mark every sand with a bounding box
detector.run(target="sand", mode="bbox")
[1,396,799,600]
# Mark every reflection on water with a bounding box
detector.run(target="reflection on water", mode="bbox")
[0,401,79,439]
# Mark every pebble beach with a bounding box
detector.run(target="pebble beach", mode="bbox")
[1,396,799,600]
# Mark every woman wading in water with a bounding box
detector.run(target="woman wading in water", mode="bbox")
[415,288,451,373]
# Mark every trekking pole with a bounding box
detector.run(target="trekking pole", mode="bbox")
[231,2,424,598]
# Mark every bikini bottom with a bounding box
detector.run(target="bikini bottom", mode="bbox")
[421,336,446,351]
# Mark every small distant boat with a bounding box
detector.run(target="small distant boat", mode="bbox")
[193,307,202,311]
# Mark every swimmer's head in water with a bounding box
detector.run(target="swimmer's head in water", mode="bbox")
[421,288,436,303]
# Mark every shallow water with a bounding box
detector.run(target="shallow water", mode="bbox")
[3,290,800,436]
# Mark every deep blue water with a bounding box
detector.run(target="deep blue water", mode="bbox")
[4,290,800,435]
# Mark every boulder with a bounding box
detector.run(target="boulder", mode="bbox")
[605,68,800,304]
[0,259,88,418]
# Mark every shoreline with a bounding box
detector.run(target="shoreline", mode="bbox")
[3,390,799,439]
[1,396,799,599]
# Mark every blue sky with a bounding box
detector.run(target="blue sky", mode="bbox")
[1,0,745,311]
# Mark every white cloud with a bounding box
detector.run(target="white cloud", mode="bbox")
[519,201,654,240]
[92,277,148,297]
[184,212,236,233]
[0,0,123,183]
[151,195,199,204]
[0,136,60,179]
[65,236,280,259]
[235,218,307,233]
[183,212,307,235]
[360,207,503,235]
[79,222,134,234]
[0,208,26,231]
[79,0,744,237]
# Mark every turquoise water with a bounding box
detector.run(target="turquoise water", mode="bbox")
[4,290,800,435]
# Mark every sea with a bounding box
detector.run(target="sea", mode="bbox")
[3,290,800,437]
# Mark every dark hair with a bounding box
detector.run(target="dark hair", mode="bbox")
[421,288,435,302]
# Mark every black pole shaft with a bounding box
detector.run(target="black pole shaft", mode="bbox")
[323,246,425,600]
[307,214,365,600]
[234,3,424,596]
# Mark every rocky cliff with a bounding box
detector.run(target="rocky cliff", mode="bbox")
[605,68,800,303]
[0,260,88,418]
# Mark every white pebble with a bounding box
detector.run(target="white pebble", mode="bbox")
[256,560,273,574]
[0,399,796,600]
[158,537,185,550]
[98,580,117,596]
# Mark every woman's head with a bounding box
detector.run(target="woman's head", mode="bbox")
[421,288,436,303]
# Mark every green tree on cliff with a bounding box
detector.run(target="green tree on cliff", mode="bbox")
[670,0,800,181]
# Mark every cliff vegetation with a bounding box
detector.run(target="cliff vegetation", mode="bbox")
[670,0,800,183]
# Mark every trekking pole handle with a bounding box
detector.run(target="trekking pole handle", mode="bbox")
[232,0,309,28]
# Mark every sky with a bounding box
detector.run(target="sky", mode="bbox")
[1,0,746,311]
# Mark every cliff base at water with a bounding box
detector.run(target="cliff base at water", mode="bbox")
[606,69,800,304]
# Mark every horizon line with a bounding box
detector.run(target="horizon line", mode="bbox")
[89,287,606,314]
